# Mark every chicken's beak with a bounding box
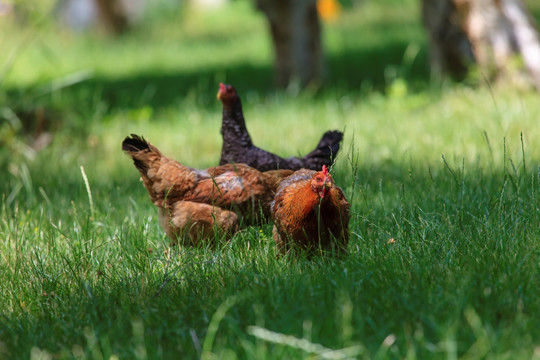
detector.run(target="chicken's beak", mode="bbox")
[320,179,332,198]
[217,83,226,100]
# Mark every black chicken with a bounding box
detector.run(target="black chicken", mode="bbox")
[217,83,343,172]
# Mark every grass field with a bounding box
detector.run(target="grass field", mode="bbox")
[1,0,539,359]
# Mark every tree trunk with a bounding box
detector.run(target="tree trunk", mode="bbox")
[491,0,540,88]
[94,0,129,35]
[421,0,474,80]
[422,0,540,89]
[255,0,323,88]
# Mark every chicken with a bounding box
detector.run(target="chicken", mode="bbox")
[122,134,293,245]
[217,83,343,172]
[271,165,350,255]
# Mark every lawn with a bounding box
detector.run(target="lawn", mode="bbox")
[0,0,539,359]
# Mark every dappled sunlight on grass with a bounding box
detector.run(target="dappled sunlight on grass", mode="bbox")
[1,0,540,358]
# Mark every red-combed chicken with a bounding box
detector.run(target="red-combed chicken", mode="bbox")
[122,134,292,245]
[217,83,343,172]
[271,165,350,255]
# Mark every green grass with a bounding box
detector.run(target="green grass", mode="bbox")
[1,0,540,359]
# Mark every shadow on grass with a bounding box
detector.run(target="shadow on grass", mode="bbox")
[328,41,430,92]
[4,39,430,114]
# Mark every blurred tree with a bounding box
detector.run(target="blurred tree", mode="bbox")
[422,0,540,89]
[255,0,323,88]
[94,0,129,34]
[421,0,473,81]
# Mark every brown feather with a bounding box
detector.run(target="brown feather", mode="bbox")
[122,134,292,246]
[271,168,350,256]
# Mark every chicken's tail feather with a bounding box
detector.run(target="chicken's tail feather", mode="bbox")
[122,134,150,153]
[302,130,343,170]
[122,134,162,173]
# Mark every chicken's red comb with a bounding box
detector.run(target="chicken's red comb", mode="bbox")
[322,165,329,176]
[219,83,226,92]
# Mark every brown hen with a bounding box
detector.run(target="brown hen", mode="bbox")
[122,134,292,245]
[271,165,350,255]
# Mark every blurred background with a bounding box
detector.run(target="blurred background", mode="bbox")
[1,0,540,179]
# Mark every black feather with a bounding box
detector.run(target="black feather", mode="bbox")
[218,85,343,171]
[302,130,343,170]
[122,134,151,172]
[122,134,150,153]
